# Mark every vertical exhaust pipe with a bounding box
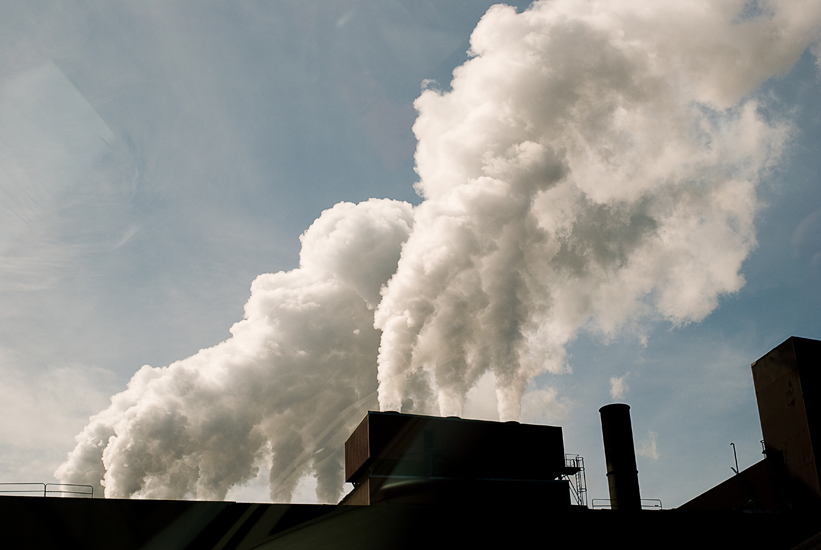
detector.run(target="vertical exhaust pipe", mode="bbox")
[599,403,641,511]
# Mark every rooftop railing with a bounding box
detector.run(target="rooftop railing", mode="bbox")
[591,498,663,510]
[0,483,93,498]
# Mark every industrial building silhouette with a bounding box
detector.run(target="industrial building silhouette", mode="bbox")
[2,336,820,548]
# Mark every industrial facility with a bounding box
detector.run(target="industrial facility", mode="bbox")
[2,336,820,548]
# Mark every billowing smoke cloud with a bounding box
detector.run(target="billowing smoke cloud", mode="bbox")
[374,0,820,420]
[58,0,821,502]
[56,199,413,501]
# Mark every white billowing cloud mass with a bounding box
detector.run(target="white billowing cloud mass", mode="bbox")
[56,199,413,501]
[58,0,821,501]
[374,0,817,419]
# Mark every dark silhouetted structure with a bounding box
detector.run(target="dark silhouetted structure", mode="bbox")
[342,411,573,506]
[3,336,821,549]
[599,403,641,510]
[753,336,821,505]
[683,336,821,511]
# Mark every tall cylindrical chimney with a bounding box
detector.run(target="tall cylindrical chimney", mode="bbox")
[599,403,641,511]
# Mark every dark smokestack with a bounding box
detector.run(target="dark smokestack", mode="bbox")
[599,403,641,511]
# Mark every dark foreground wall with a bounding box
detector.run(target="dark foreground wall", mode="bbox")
[2,496,820,550]
[0,496,335,550]
[752,336,821,502]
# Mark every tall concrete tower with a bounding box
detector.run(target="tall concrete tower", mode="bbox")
[752,336,821,505]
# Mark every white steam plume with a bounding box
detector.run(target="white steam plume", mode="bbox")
[374,0,821,420]
[58,0,821,502]
[56,199,413,501]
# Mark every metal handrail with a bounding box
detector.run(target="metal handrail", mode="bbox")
[46,483,94,498]
[591,498,663,510]
[562,454,588,507]
[640,498,662,509]
[0,482,93,498]
[0,483,46,496]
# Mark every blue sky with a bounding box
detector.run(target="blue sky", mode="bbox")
[0,1,819,506]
